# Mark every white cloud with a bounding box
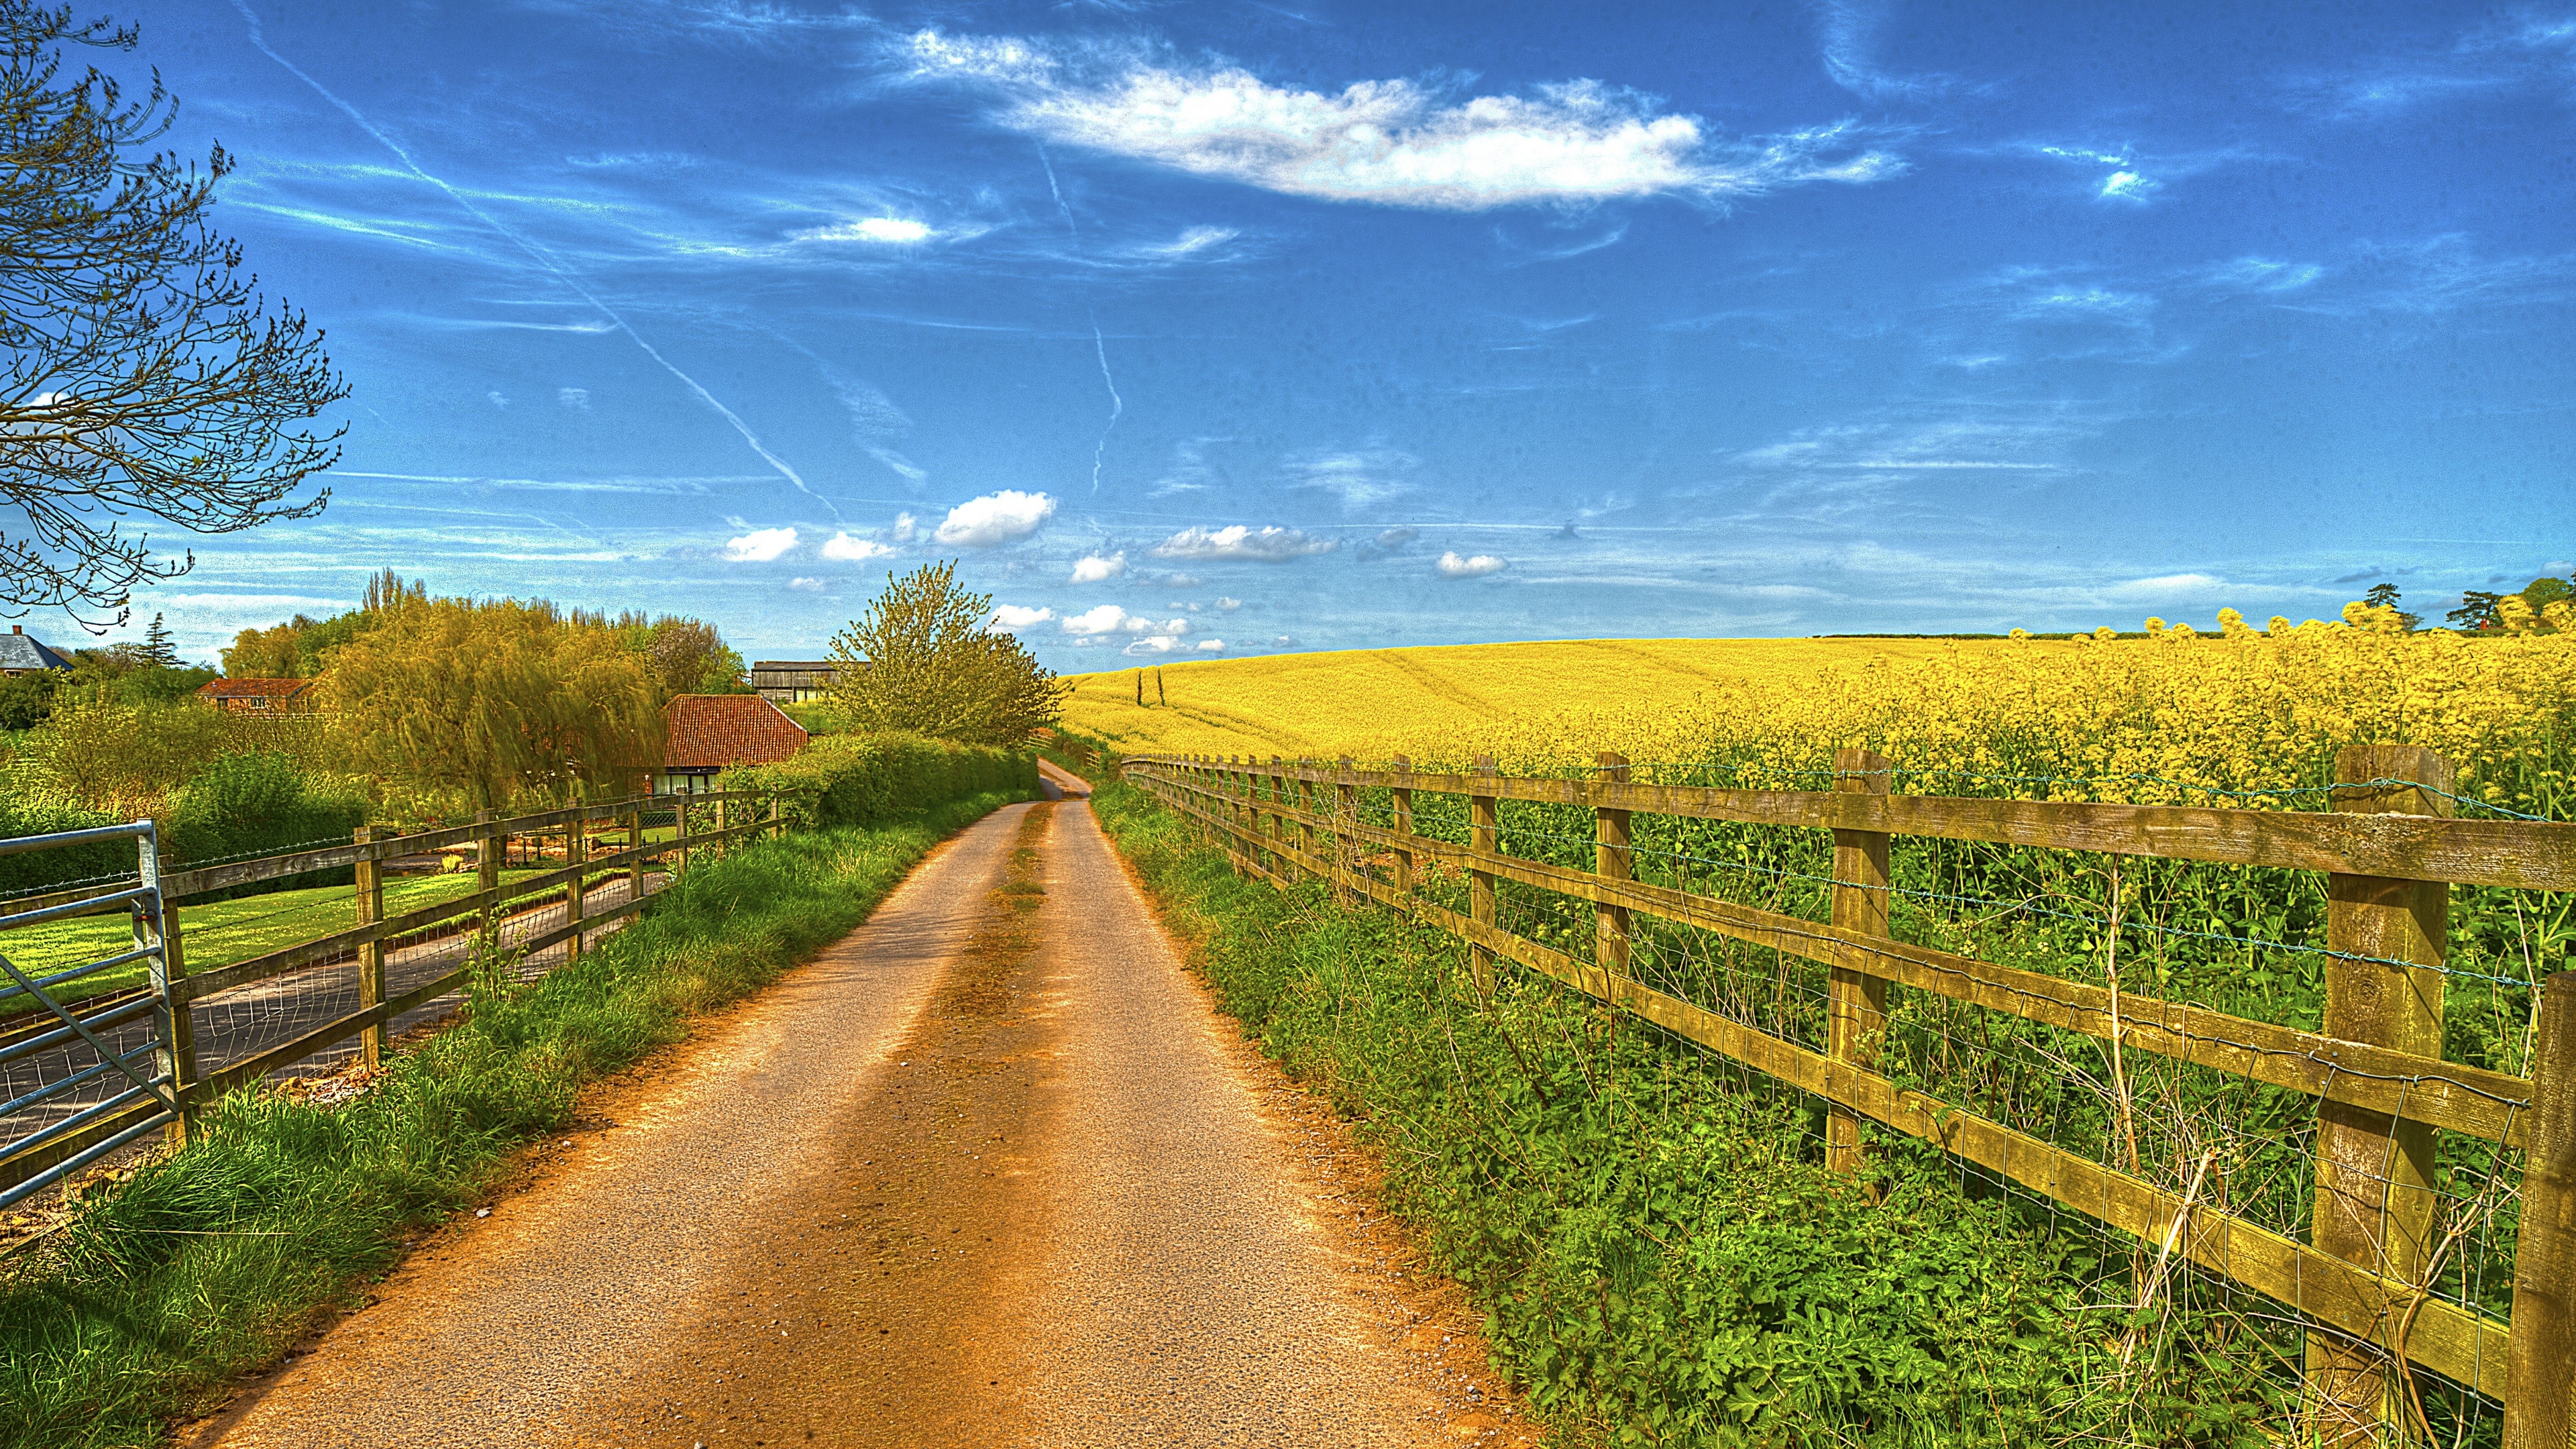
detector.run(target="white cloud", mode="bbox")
[724,525,800,562]
[797,217,936,244]
[1153,525,1338,561]
[1438,551,1507,578]
[787,577,827,592]
[1061,604,1188,640]
[557,386,590,411]
[2108,572,2228,596]
[1061,604,1136,636]
[1195,639,1224,652]
[2205,257,2325,294]
[1143,225,1239,258]
[486,390,510,408]
[1122,636,1178,655]
[1289,445,1417,509]
[891,511,918,543]
[989,604,1055,630]
[822,531,895,561]
[934,490,1055,547]
[2099,170,2158,202]
[1214,596,1242,610]
[912,30,1900,211]
[1070,550,1127,582]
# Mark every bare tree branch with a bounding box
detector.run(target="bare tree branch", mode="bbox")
[1,3,347,627]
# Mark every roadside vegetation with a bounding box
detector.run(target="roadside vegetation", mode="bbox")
[0,788,1030,1449]
[1089,770,2282,1447]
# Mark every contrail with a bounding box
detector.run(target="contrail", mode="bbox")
[1087,310,1122,496]
[232,1,839,521]
[1040,146,1122,495]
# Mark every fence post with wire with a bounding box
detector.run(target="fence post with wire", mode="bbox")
[1120,748,2576,1437]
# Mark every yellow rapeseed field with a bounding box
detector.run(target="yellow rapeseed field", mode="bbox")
[1063,635,2056,760]
[1069,607,2576,814]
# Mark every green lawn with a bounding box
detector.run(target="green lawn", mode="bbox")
[0,871,551,1018]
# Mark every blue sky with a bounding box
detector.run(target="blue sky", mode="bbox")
[50,0,2576,667]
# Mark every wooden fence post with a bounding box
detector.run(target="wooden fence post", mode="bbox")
[769,790,782,841]
[1269,757,1289,881]
[1826,747,1892,1183]
[1596,753,1633,981]
[2506,970,2576,1449]
[2310,744,2453,1443]
[475,808,501,941]
[715,792,730,862]
[138,825,197,1141]
[1297,759,1318,877]
[1337,757,1358,907]
[627,802,645,908]
[564,809,588,964]
[678,792,693,875]
[354,825,385,1068]
[1391,755,1416,900]
[1470,755,1499,997]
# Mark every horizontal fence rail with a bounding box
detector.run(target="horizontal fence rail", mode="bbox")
[0,790,783,1212]
[1122,750,2576,1449]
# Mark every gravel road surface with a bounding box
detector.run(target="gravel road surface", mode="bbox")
[191,774,1532,1448]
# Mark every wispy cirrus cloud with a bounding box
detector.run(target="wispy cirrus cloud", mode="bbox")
[1287,444,1418,511]
[900,29,1902,210]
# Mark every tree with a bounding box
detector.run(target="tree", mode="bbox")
[2361,584,2420,631]
[2447,590,2502,631]
[315,596,661,811]
[140,610,173,665]
[826,561,1067,745]
[2,7,347,627]
[619,614,745,700]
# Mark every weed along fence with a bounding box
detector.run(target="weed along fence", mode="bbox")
[1123,748,2576,1446]
[0,790,780,1210]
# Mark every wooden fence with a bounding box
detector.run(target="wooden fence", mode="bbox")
[0,789,778,1203]
[1123,747,2576,1448]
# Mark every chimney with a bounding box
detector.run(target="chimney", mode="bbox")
[9,625,18,634]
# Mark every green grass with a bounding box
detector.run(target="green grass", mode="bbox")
[0,788,1028,1448]
[0,871,550,1019]
[1085,772,2288,1448]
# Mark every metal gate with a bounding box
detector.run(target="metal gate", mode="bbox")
[0,820,186,1210]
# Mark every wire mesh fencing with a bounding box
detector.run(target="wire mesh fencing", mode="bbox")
[0,790,780,1210]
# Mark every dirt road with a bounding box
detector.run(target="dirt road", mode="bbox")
[191,776,1534,1448]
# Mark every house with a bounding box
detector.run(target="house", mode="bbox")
[657,693,807,795]
[748,659,849,704]
[197,678,314,712]
[0,625,71,678]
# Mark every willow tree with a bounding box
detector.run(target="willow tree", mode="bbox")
[2,7,346,626]
[316,596,660,812]
[826,561,1066,745]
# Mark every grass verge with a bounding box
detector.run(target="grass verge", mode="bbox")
[1086,773,2285,1448]
[0,788,1027,1448]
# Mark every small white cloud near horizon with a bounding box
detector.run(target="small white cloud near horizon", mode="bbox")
[891,511,918,543]
[1062,604,1188,639]
[1214,596,1242,610]
[1438,551,1507,578]
[787,577,827,592]
[989,604,1055,630]
[1195,639,1224,652]
[2100,170,2159,201]
[797,217,935,244]
[486,390,509,408]
[557,386,590,411]
[1070,550,1127,582]
[724,525,800,562]
[907,30,1900,211]
[1154,525,1337,561]
[822,531,896,561]
[936,490,1056,547]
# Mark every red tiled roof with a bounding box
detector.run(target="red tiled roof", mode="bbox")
[663,694,807,769]
[197,678,313,699]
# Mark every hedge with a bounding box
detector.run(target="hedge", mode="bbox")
[720,731,1037,827]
